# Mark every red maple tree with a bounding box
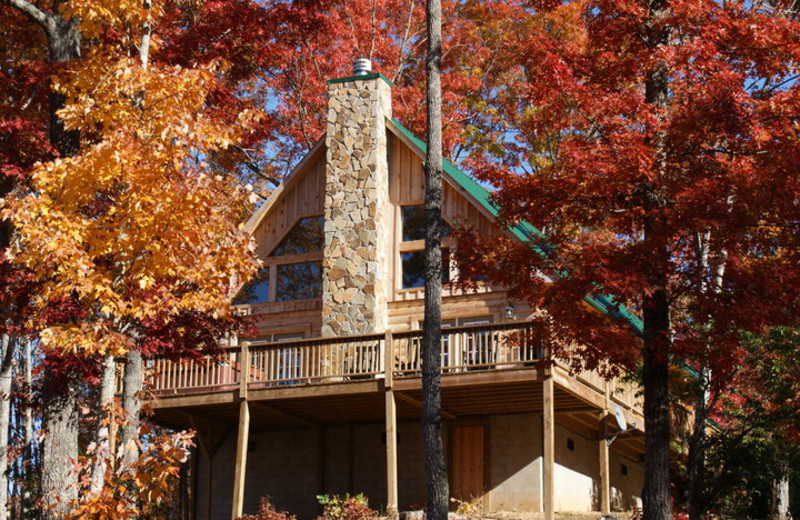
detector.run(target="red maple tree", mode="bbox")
[454,1,800,519]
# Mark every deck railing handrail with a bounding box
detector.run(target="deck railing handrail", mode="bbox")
[141,321,642,413]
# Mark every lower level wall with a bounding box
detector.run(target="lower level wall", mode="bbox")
[193,413,643,519]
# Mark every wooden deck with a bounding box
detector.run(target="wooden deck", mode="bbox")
[141,321,646,520]
[144,321,642,442]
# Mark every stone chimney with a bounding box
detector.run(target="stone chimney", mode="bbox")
[321,62,392,337]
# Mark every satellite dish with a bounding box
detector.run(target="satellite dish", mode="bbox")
[614,406,627,431]
[607,406,637,446]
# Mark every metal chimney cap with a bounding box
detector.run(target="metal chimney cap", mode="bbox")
[353,58,372,76]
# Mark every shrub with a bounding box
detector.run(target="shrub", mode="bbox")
[237,497,297,520]
[317,493,377,520]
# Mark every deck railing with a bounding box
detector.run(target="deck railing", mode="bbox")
[144,322,642,413]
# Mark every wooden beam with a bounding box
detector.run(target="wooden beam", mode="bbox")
[249,401,314,426]
[554,406,599,414]
[385,389,399,516]
[151,391,237,409]
[392,367,543,392]
[598,411,610,515]
[212,426,234,456]
[231,400,250,520]
[395,392,457,420]
[543,375,554,520]
[186,414,232,520]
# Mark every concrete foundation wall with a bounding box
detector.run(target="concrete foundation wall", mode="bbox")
[610,450,644,511]
[488,414,542,512]
[554,423,600,512]
[194,413,643,519]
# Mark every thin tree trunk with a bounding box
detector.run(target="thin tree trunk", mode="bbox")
[0,334,16,520]
[90,355,116,493]
[22,338,33,518]
[120,349,143,469]
[422,0,449,519]
[770,476,790,520]
[687,364,709,520]
[642,1,673,519]
[687,230,727,520]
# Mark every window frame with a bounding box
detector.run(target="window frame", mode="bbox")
[398,204,456,291]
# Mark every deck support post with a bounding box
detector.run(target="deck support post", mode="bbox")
[232,342,251,520]
[385,389,398,516]
[384,331,399,517]
[543,375,554,520]
[599,410,610,514]
[231,400,250,520]
[600,380,611,515]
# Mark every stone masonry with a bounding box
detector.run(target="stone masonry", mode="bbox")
[321,74,392,336]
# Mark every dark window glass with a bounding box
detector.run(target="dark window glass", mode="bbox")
[401,205,452,241]
[401,249,450,289]
[271,216,324,256]
[233,269,270,304]
[276,261,322,301]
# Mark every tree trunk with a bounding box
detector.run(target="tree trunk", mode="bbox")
[687,363,710,520]
[770,476,790,520]
[6,6,84,517]
[90,355,117,493]
[22,337,34,517]
[0,334,15,520]
[642,2,673,519]
[120,349,143,469]
[422,1,449,519]
[41,381,79,520]
[46,15,81,158]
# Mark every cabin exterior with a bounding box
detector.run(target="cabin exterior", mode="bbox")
[148,66,646,520]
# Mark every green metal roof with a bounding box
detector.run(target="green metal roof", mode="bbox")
[389,118,645,336]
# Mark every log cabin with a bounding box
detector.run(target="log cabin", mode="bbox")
[148,61,646,520]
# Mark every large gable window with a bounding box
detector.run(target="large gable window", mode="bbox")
[234,216,324,304]
[400,205,454,289]
[272,216,324,256]
[233,268,270,305]
[276,261,322,301]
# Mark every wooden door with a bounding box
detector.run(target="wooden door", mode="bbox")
[450,426,485,502]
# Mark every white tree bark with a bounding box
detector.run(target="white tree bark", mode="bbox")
[770,477,791,520]
[0,334,16,520]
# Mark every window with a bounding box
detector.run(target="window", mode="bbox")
[438,316,494,370]
[233,268,270,305]
[272,216,324,256]
[400,205,453,289]
[276,261,322,301]
[233,216,324,305]
[401,205,451,241]
[401,249,451,289]
[250,332,305,385]
[271,332,304,384]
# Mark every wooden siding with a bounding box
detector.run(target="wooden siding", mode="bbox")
[250,147,326,259]
[387,132,503,240]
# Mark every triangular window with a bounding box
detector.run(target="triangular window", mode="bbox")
[271,216,324,256]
